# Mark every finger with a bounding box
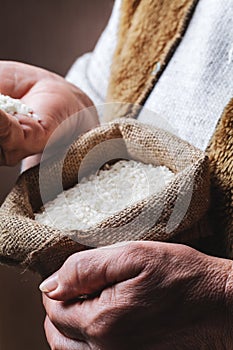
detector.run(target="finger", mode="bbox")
[0,109,12,140]
[43,280,136,345]
[14,113,50,157]
[0,109,28,144]
[39,242,144,301]
[0,61,48,98]
[43,294,96,341]
[44,316,90,350]
[0,109,24,165]
[0,109,45,164]
[16,114,46,144]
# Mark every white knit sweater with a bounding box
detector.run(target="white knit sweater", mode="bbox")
[66,0,233,151]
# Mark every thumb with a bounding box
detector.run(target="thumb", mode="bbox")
[0,109,24,144]
[0,109,13,165]
[0,109,11,139]
[39,242,143,301]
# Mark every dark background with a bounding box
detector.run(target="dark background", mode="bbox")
[0,1,113,349]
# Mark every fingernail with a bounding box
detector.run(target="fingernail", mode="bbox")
[39,274,58,293]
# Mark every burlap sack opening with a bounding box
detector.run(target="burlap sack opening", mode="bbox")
[0,118,210,278]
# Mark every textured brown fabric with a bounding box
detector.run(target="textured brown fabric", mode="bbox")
[105,0,199,120]
[0,119,210,278]
[103,0,233,260]
[206,99,233,258]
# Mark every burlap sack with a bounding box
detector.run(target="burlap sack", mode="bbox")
[0,118,210,278]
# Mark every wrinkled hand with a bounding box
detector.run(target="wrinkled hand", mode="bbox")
[41,241,233,350]
[0,61,98,166]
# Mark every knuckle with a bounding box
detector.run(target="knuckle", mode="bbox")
[87,319,105,339]
[44,318,65,350]
[121,242,160,274]
[63,252,80,271]
[124,241,143,254]
[42,294,48,310]
[78,315,96,338]
[64,252,91,282]
[50,342,64,350]
[122,241,146,263]
[74,310,100,339]
[44,320,48,338]
[48,310,57,326]
[46,305,60,326]
[86,309,113,339]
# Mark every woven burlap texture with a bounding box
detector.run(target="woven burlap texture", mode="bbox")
[0,118,210,278]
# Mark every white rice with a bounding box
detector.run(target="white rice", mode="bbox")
[35,160,174,231]
[0,93,35,117]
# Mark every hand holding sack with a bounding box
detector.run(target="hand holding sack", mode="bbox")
[0,118,210,278]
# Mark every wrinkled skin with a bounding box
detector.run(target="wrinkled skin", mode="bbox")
[0,61,98,167]
[42,241,233,350]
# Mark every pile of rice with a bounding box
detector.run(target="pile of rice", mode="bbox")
[35,160,174,231]
[0,93,35,117]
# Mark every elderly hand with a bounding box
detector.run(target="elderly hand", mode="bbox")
[0,61,98,166]
[41,242,233,350]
